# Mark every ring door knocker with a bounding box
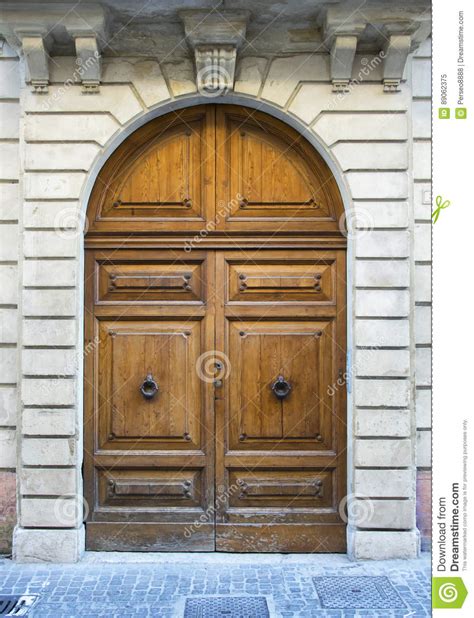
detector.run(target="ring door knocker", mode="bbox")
[140,373,159,400]
[271,375,292,400]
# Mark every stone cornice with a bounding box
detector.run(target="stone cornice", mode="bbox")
[179,10,249,49]
[0,3,106,92]
[0,3,107,47]
[0,1,430,94]
[321,3,430,93]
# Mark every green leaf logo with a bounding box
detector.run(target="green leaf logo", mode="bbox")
[433,577,468,609]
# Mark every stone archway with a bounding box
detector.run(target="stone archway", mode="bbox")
[13,80,419,562]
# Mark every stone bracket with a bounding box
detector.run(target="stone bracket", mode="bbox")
[180,10,249,95]
[323,9,366,94]
[330,35,358,93]
[72,34,101,93]
[16,31,49,93]
[382,34,412,92]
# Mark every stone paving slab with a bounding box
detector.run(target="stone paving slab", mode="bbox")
[0,553,431,617]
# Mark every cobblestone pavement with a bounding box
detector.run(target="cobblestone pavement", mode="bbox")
[0,552,431,617]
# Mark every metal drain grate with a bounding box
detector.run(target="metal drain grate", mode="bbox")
[313,576,406,609]
[184,596,269,617]
[0,596,39,616]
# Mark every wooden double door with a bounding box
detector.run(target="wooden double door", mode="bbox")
[84,248,347,552]
[84,104,347,552]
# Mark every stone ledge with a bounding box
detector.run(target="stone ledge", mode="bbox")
[13,525,85,563]
[348,527,420,560]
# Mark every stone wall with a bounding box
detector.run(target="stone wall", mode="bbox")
[411,39,433,551]
[0,42,20,553]
[0,43,432,561]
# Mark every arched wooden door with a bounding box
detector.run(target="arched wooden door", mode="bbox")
[84,105,347,552]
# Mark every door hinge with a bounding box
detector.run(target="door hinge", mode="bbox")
[346,350,352,393]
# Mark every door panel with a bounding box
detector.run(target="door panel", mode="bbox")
[98,468,203,509]
[226,118,329,216]
[98,319,202,448]
[105,119,205,219]
[97,261,203,304]
[227,470,334,509]
[215,106,344,234]
[86,105,346,237]
[226,319,334,449]
[87,106,216,234]
[215,250,346,552]
[84,249,215,551]
[227,259,336,304]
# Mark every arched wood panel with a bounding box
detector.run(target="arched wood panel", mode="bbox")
[215,106,343,234]
[86,104,345,237]
[87,106,216,234]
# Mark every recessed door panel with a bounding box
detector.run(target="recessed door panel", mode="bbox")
[97,261,203,304]
[87,106,216,234]
[97,319,202,449]
[227,119,329,217]
[215,106,344,234]
[228,469,334,509]
[97,468,204,511]
[227,259,336,304]
[226,319,335,450]
[107,120,204,218]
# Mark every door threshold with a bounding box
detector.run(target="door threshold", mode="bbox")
[81,551,351,565]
